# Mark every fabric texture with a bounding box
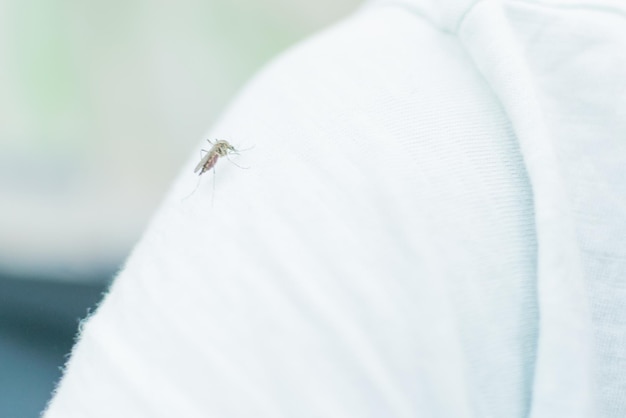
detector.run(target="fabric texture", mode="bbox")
[44,0,626,417]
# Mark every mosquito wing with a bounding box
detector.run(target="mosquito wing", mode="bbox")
[194,152,211,174]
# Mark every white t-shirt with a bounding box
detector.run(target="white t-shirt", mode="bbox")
[44,0,626,416]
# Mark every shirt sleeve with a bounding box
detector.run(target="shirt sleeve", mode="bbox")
[43,3,568,417]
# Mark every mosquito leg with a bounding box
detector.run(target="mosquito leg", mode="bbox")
[181,176,202,202]
[226,155,249,169]
[211,166,216,208]
[235,144,255,153]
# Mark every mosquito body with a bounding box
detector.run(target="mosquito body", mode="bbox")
[182,139,248,201]
[194,139,238,175]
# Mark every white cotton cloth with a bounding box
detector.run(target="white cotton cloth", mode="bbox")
[44,0,626,417]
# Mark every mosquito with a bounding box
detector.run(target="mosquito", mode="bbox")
[194,139,244,175]
[183,139,248,201]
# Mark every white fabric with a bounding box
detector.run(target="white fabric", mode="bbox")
[44,0,626,417]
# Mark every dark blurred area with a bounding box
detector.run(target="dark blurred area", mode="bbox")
[0,273,110,417]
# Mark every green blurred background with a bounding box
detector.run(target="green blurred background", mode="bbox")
[0,1,360,416]
[0,0,360,281]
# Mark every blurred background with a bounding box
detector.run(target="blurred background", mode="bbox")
[0,0,360,415]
